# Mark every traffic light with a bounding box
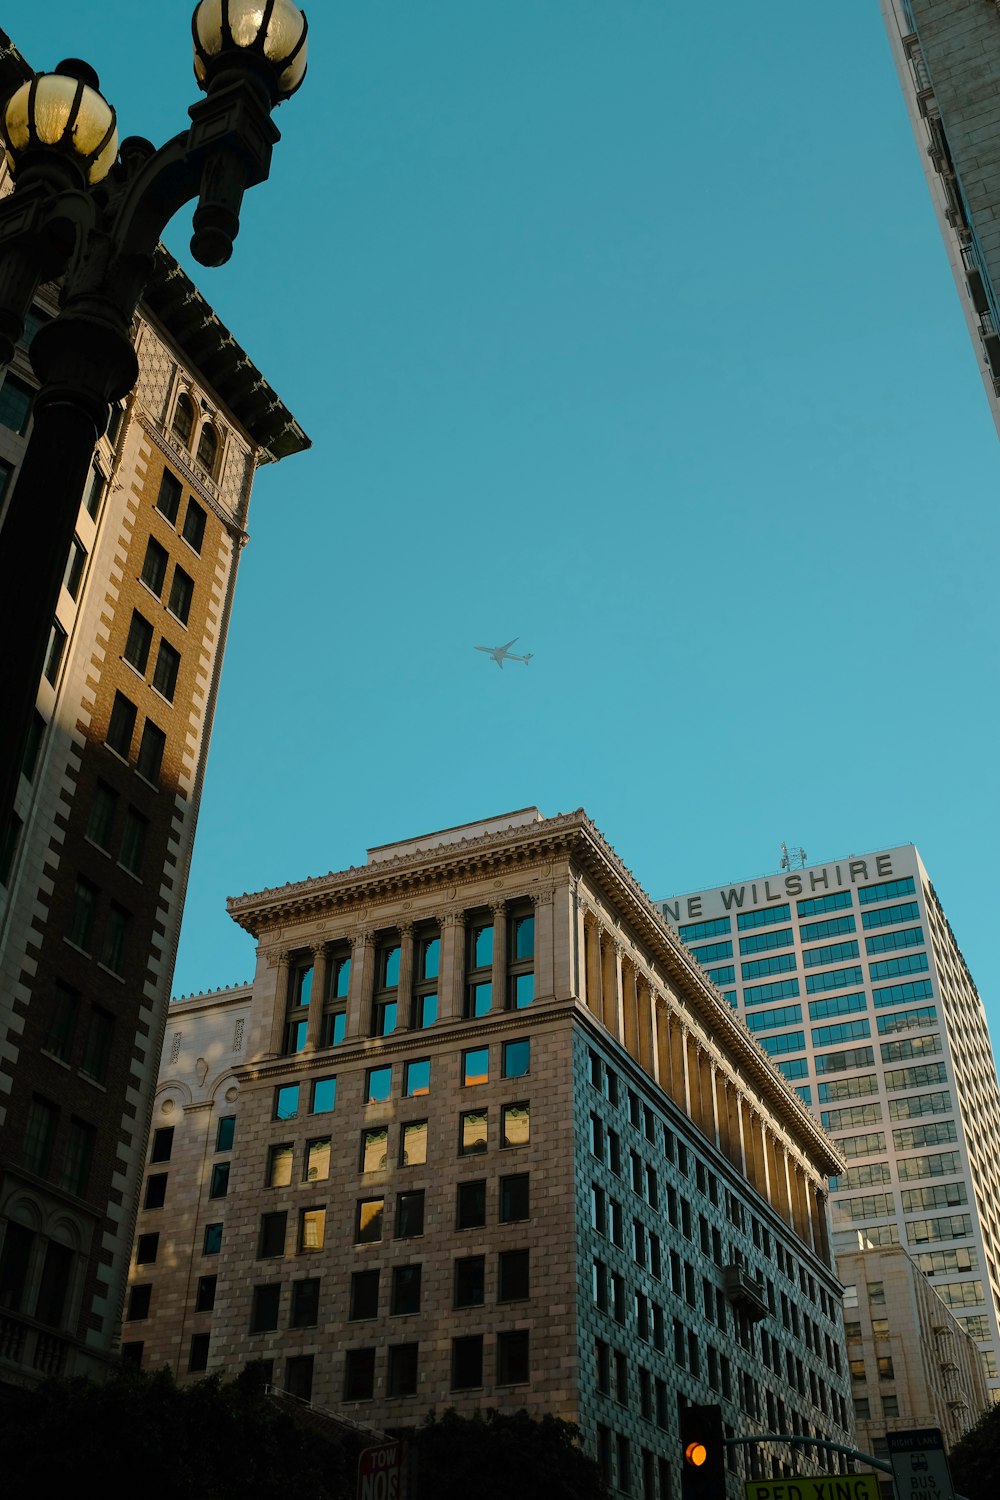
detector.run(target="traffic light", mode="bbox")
[680,1402,726,1500]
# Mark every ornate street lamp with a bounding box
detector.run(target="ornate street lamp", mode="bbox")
[0,3,308,842]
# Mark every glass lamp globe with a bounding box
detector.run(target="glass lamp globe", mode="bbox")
[2,65,118,185]
[192,0,308,100]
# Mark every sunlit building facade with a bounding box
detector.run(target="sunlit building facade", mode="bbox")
[880,0,1000,434]
[127,809,853,1497]
[660,845,1000,1410]
[0,57,308,1382]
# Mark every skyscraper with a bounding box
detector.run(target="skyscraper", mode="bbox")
[0,145,307,1379]
[125,808,853,1496]
[660,845,1000,1406]
[880,0,1000,433]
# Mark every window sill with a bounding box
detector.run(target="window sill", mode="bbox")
[79,1071,108,1092]
[97,962,126,984]
[135,772,161,794]
[165,606,189,632]
[39,1049,72,1070]
[121,656,149,684]
[63,938,92,959]
[138,578,165,608]
[150,685,176,710]
[116,861,144,884]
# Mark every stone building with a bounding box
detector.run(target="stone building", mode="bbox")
[836,1236,988,1459]
[0,55,308,1381]
[127,808,853,1497]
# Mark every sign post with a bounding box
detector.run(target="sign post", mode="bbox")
[357,1440,407,1500]
[886,1429,956,1500]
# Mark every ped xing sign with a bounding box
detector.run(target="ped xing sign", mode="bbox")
[744,1478,882,1500]
[357,1441,406,1500]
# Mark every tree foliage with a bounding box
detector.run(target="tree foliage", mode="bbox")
[948,1403,1000,1500]
[0,1370,605,1500]
[405,1408,607,1500]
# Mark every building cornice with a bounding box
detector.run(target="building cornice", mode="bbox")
[227,810,842,1174]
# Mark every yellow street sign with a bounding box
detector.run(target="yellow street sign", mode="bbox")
[744,1477,882,1500]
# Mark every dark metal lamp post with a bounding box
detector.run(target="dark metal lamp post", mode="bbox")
[0,0,307,844]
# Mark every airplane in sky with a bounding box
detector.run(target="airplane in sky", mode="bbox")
[475,638,533,669]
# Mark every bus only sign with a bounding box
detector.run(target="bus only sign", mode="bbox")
[744,1478,881,1500]
[357,1441,406,1500]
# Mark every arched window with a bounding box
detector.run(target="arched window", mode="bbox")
[196,421,219,475]
[171,394,195,446]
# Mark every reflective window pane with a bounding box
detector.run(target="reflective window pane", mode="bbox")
[405,1059,430,1097]
[502,1102,530,1148]
[267,1144,293,1188]
[463,1048,489,1086]
[473,924,493,968]
[513,973,534,1009]
[461,1110,488,1155]
[503,1040,531,1078]
[305,1137,331,1182]
[367,1067,392,1104]
[421,937,440,980]
[362,1128,389,1173]
[401,1121,428,1167]
[513,915,534,960]
[356,1198,384,1244]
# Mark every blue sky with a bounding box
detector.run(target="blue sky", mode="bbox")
[14,5,1000,1042]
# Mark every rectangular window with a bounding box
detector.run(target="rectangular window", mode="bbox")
[152,640,181,702]
[136,1233,159,1266]
[106,691,137,758]
[859,876,916,905]
[463,1047,489,1086]
[361,1127,388,1174]
[507,906,535,1008]
[167,565,194,625]
[299,1208,326,1252]
[355,1199,384,1244]
[391,1264,422,1315]
[498,1248,530,1301]
[100,903,130,975]
[144,1174,167,1210]
[366,1066,392,1104]
[127,1285,152,1322]
[503,1039,531,1078]
[60,1118,95,1196]
[501,1102,530,1148]
[401,1120,428,1167]
[68,876,98,951]
[151,1126,175,1163]
[43,982,79,1064]
[350,1270,379,1320]
[412,929,439,1027]
[344,1348,376,1401]
[372,938,400,1036]
[290,1278,320,1328]
[866,926,924,955]
[251,1284,281,1333]
[267,1143,294,1189]
[64,536,87,599]
[87,782,118,851]
[203,1223,223,1255]
[259,1212,287,1258]
[310,1076,336,1113]
[124,610,154,673]
[465,914,493,1017]
[396,1190,425,1238]
[285,1355,313,1402]
[405,1058,430,1097]
[387,1342,419,1397]
[119,808,148,877]
[451,1335,483,1390]
[737,904,791,931]
[85,465,104,518]
[43,622,66,685]
[456,1179,486,1229]
[274,1085,299,1120]
[455,1256,486,1307]
[195,1275,217,1311]
[0,373,34,433]
[140,537,169,596]
[156,469,182,524]
[460,1109,488,1155]
[136,720,166,785]
[182,499,207,552]
[497,1329,529,1386]
[304,1137,331,1182]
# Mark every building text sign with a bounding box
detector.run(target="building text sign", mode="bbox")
[744,1479,881,1500]
[662,849,906,925]
[886,1428,955,1500]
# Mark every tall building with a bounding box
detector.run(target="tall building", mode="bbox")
[659,844,1000,1408]
[0,136,308,1378]
[126,808,854,1497]
[834,1234,988,1455]
[880,0,1000,433]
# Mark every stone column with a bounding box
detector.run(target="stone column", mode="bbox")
[346,929,376,1039]
[305,942,328,1051]
[439,910,465,1021]
[491,899,507,1012]
[637,973,656,1080]
[267,948,290,1056]
[585,916,603,1022]
[622,958,638,1058]
[534,885,555,1001]
[395,923,415,1030]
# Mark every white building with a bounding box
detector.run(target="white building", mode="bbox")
[659,845,1000,1406]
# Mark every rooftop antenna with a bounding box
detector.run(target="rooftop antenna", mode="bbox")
[779,841,807,872]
